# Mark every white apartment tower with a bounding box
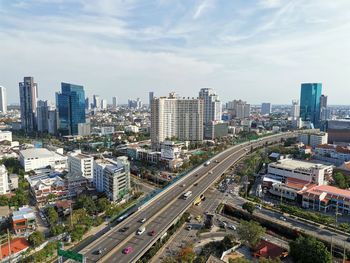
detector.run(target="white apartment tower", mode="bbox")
[68,150,94,181]
[199,88,221,124]
[151,93,204,147]
[0,165,9,195]
[291,100,300,120]
[0,86,7,113]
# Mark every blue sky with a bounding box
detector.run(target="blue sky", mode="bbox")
[1,0,350,104]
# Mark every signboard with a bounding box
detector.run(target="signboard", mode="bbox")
[58,243,84,263]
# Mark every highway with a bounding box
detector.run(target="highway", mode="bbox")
[78,132,296,263]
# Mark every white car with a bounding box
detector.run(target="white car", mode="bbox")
[228,225,236,230]
[140,218,147,223]
[279,216,287,221]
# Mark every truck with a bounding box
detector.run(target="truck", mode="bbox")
[183,191,192,200]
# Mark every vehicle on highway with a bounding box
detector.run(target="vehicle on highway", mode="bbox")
[122,246,133,254]
[96,247,106,255]
[193,183,198,186]
[195,173,199,177]
[183,191,192,200]
[149,230,156,236]
[137,226,146,235]
[204,161,211,166]
[208,171,213,175]
[139,218,147,223]
[119,226,129,232]
[228,224,236,230]
[215,160,220,163]
[181,184,186,187]
[279,216,287,221]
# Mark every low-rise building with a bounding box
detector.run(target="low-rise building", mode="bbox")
[125,125,139,133]
[65,171,90,197]
[26,173,68,205]
[12,207,36,236]
[298,131,328,148]
[0,131,12,142]
[19,148,67,172]
[93,157,130,202]
[0,238,30,262]
[314,144,350,165]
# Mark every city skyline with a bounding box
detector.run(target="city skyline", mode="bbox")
[1,1,350,104]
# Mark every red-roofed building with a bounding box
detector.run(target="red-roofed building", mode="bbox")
[0,238,30,261]
[253,239,288,259]
[299,185,350,213]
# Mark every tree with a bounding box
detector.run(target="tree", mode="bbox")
[28,231,45,247]
[229,258,251,263]
[332,172,348,189]
[242,202,255,214]
[259,258,282,263]
[46,206,58,225]
[177,244,195,263]
[0,195,9,206]
[162,257,178,263]
[290,236,331,263]
[221,235,235,250]
[237,220,265,248]
[75,195,97,215]
[96,197,109,213]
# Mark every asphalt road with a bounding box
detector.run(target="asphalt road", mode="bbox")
[78,132,295,263]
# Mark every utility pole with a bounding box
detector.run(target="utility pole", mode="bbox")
[7,229,11,263]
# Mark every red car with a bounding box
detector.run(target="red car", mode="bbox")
[149,230,156,236]
[123,246,133,254]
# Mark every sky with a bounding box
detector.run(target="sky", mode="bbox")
[0,0,350,105]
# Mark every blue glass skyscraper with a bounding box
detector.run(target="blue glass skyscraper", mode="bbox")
[56,83,85,135]
[300,83,322,128]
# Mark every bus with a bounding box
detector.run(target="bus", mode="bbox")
[183,191,192,200]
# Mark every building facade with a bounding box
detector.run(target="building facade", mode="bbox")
[151,93,204,147]
[19,77,38,132]
[93,157,130,202]
[0,165,9,195]
[68,150,94,181]
[298,131,328,148]
[261,103,271,115]
[56,82,86,136]
[0,86,7,113]
[300,83,322,128]
[36,100,49,132]
[326,119,350,144]
[198,88,221,124]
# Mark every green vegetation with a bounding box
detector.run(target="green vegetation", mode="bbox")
[229,258,281,263]
[23,241,58,262]
[28,231,45,247]
[332,172,348,189]
[46,206,59,225]
[242,202,255,214]
[290,236,331,263]
[237,220,265,248]
[279,204,335,226]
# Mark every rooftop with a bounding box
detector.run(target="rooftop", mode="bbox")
[271,158,330,171]
[20,148,54,159]
[1,238,29,258]
[12,206,36,221]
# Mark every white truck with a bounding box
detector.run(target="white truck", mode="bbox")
[183,191,192,200]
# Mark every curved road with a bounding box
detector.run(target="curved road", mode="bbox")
[78,132,296,263]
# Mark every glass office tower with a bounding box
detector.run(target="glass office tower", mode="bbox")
[300,83,322,128]
[56,83,85,135]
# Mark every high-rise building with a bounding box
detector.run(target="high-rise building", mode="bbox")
[199,88,221,124]
[151,93,204,147]
[48,108,58,135]
[36,100,49,132]
[93,95,100,109]
[19,77,38,132]
[112,97,117,108]
[128,98,142,109]
[291,100,300,120]
[56,82,86,136]
[0,86,7,113]
[0,165,9,195]
[227,99,250,119]
[149,92,154,108]
[85,97,90,110]
[101,99,107,110]
[261,103,271,115]
[300,83,322,127]
[93,157,130,202]
[320,94,328,121]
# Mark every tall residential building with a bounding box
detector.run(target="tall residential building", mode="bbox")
[93,95,100,109]
[36,100,49,132]
[68,150,94,182]
[112,97,117,108]
[0,86,7,113]
[320,94,328,121]
[56,82,86,136]
[291,100,300,120]
[19,77,38,132]
[227,99,250,119]
[151,93,204,147]
[85,97,90,110]
[93,157,130,202]
[101,99,107,110]
[199,88,221,124]
[0,165,9,195]
[261,103,271,115]
[300,83,322,127]
[149,92,154,108]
